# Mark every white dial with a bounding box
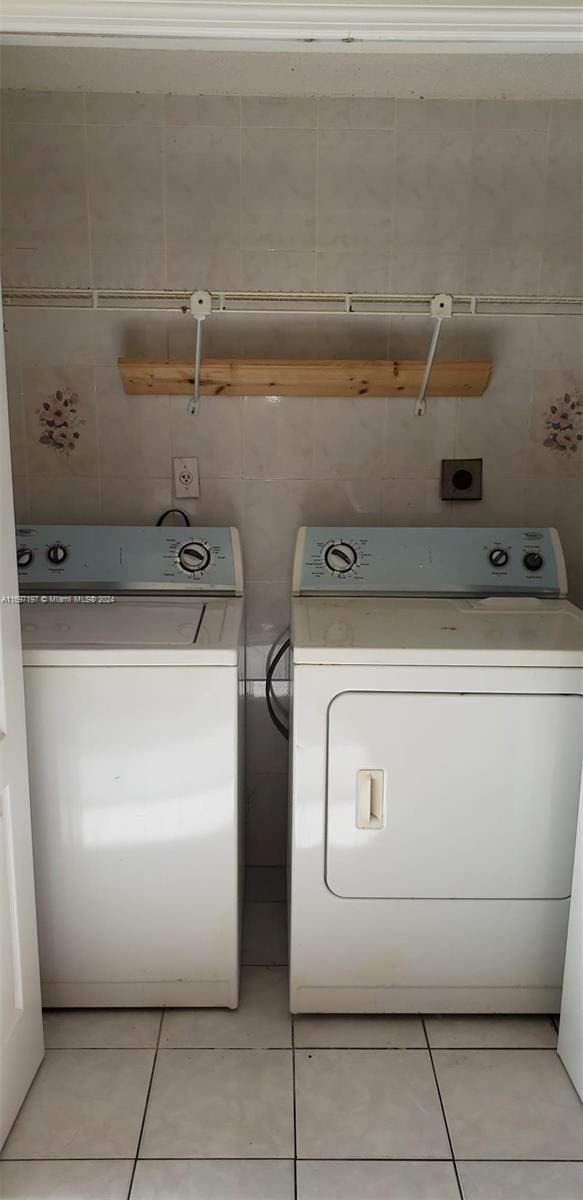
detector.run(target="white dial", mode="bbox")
[324,542,358,574]
[177,540,211,574]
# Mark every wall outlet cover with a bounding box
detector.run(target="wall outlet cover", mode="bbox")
[173,456,200,499]
[441,458,483,500]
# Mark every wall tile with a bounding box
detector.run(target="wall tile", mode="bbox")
[241,127,316,256]
[167,313,244,360]
[242,479,305,582]
[246,773,289,867]
[465,249,541,296]
[394,131,471,253]
[27,476,101,523]
[539,245,583,297]
[99,477,173,523]
[169,393,243,478]
[165,125,241,289]
[242,97,316,127]
[450,315,536,373]
[17,308,97,367]
[316,206,392,255]
[316,251,390,293]
[175,478,246,528]
[390,249,466,294]
[543,129,582,252]
[243,395,314,481]
[164,94,241,126]
[384,396,458,478]
[246,681,289,775]
[474,100,551,131]
[5,366,26,476]
[318,97,395,129]
[300,479,383,525]
[85,92,164,125]
[527,369,583,480]
[240,250,316,291]
[312,396,385,479]
[446,477,525,528]
[455,370,532,478]
[318,129,394,256]
[2,90,84,124]
[241,205,316,252]
[87,124,165,288]
[11,475,29,521]
[240,314,388,361]
[530,316,583,372]
[96,367,171,479]
[550,100,583,133]
[245,581,291,680]
[468,131,547,251]
[395,99,474,130]
[1,123,90,286]
[22,365,97,478]
[94,310,170,365]
[381,478,452,526]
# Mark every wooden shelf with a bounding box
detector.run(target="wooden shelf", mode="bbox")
[118,357,491,398]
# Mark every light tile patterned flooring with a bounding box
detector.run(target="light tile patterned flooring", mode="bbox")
[1,968,582,1199]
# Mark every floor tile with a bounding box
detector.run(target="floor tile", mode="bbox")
[295,1049,450,1160]
[0,1161,132,1199]
[294,1014,425,1049]
[458,1160,583,1199]
[160,967,291,1048]
[43,1009,161,1049]
[130,1159,295,1198]
[242,903,288,965]
[425,1015,557,1049]
[0,1049,154,1160]
[140,1049,294,1158]
[433,1049,583,1160]
[297,1160,460,1198]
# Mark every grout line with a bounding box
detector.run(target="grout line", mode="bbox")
[422,1018,465,1200]
[125,1009,164,1200]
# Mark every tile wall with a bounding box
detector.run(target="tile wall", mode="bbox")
[2,91,582,882]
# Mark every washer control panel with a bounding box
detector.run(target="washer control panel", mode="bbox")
[15,526,242,594]
[294,527,566,597]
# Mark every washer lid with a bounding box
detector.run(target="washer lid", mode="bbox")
[292,596,583,667]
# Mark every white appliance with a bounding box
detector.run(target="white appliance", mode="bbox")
[16,524,244,1008]
[289,526,583,1014]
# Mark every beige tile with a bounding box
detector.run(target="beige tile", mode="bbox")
[164,94,241,126]
[451,478,525,528]
[318,97,395,129]
[527,370,583,479]
[433,1048,583,1159]
[316,205,392,255]
[242,96,316,127]
[384,396,457,479]
[316,251,390,293]
[300,479,383,525]
[469,131,547,252]
[172,479,246,529]
[465,248,541,295]
[242,478,305,582]
[242,904,288,966]
[97,368,171,478]
[43,1009,161,1049]
[449,314,536,374]
[245,773,288,867]
[241,204,316,252]
[0,1049,154,1160]
[426,1015,558,1049]
[297,1161,460,1200]
[0,1161,133,1199]
[169,393,243,478]
[455,370,531,478]
[17,308,97,367]
[131,1159,294,1199]
[87,124,164,288]
[390,249,466,294]
[11,475,29,521]
[381,478,451,526]
[540,244,583,297]
[22,366,98,478]
[313,397,385,480]
[394,131,471,252]
[100,477,173,524]
[85,92,164,125]
[396,99,474,130]
[161,967,291,1048]
[295,1049,450,1160]
[475,100,551,130]
[530,316,583,372]
[551,100,583,133]
[294,1014,425,1049]
[167,312,243,360]
[140,1048,294,1158]
[245,581,291,679]
[241,127,316,256]
[2,89,85,124]
[27,476,101,523]
[165,125,241,289]
[318,128,394,212]
[241,249,316,291]
[458,1161,583,1200]
[2,123,90,287]
[6,366,26,476]
[245,866,286,903]
[243,395,314,481]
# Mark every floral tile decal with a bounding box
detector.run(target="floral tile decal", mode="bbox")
[37,387,85,454]
[543,389,583,456]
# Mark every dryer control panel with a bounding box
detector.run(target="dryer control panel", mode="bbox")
[293,527,567,597]
[15,525,243,594]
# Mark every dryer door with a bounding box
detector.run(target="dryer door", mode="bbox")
[325,691,582,899]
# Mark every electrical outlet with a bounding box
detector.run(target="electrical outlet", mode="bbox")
[173,456,200,499]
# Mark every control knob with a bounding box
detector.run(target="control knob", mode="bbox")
[489,548,509,568]
[178,541,211,574]
[324,542,358,574]
[523,551,544,573]
[47,543,68,565]
[17,547,33,569]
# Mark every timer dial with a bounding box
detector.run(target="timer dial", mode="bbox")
[489,548,509,568]
[523,550,544,573]
[17,547,33,569]
[178,541,211,574]
[47,543,68,565]
[324,542,358,574]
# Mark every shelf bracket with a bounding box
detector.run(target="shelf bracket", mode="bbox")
[415,293,453,417]
[188,289,212,415]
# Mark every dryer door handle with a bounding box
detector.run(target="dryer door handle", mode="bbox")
[356,769,384,829]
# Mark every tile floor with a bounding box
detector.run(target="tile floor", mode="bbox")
[1,968,582,1199]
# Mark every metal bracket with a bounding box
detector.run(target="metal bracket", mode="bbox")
[415,293,453,417]
[187,289,212,415]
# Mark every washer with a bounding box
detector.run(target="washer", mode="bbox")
[16,524,244,1008]
[289,526,583,1014]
